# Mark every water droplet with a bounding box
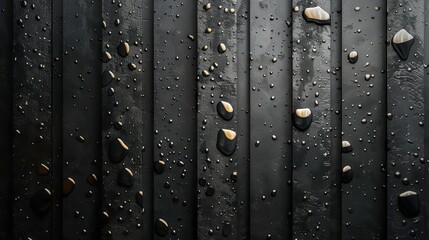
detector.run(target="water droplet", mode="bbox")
[154,160,166,174]
[231,171,238,182]
[87,174,98,185]
[202,70,209,77]
[342,140,353,153]
[128,63,137,70]
[205,185,215,196]
[155,218,169,236]
[342,166,353,183]
[222,222,232,236]
[392,29,414,61]
[102,51,112,63]
[217,101,234,120]
[108,138,129,163]
[303,6,330,25]
[117,168,134,187]
[117,42,130,58]
[63,177,76,196]
[348,51,358,64]
[29,188,51,215]
[102,70,115,87]
[217,129,237,156]
[203,2,211,11]
[293,108,313,130]
[218,43,227,53]
[136,191,144,207]
[398,191,420,218]
[37,163,49,176]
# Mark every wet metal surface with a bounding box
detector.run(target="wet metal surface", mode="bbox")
[0,0,428,239]
[292,0,337,239]
[197,0,239,238]
[250,1,292,239]
[154,0,198,238]
[387,0,426,238]
[341,1,387,239]
[62,0,102,238]
[12,0,53,239]
[101,0,143,238]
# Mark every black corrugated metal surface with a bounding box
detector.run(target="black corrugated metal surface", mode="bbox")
[0,0,428,239]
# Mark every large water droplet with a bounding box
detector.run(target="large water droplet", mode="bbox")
[108,138,129,163]
[348,51,358,64]
[217,129,237,156]
[63,177,76,196]
[117,167,134,187]
[117,42,130,58]
[303,6,330,25]
[217,101,234,121]
[293,108,312,130]
[29,188,51,215]
[218,43,227,53]
[398,191,420,218]
[342,140,353,153]
[155,218,169,236]
[392,29,414,61]
[342,166,353,183]
[154,160,166,174]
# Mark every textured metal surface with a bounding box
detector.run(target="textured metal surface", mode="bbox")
[236,0,250,239]
[0,1,13,239]
[386,0,426,239]
[1,1,429,239]
[425,0,429,238]
[52,0,63,238]
[292,0,335,239]
[197,0,239,238]
[329,0,342,239]
[142,0,154,238]
[13,0,53,239]
[341,1,387,239]
[101,0,143,238]
[153,1,198,238]
[249,1,292,239]
[62,0,102,238]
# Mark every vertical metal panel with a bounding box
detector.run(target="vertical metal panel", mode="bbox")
[341,1,387,239]
[236,0,250,239]
[197,0,238,238]
[425,1,429,237]
[12,0,53,239]
[329,0,342,238]
[387,0,426,238]
[101,0,143,238]
[153,1,198,238]
[52,0,63,238]
[249,1,292,239]
[291,0,335,239]
[0,1,13,239]
[62,0,102,238]
[142,0,154,238]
